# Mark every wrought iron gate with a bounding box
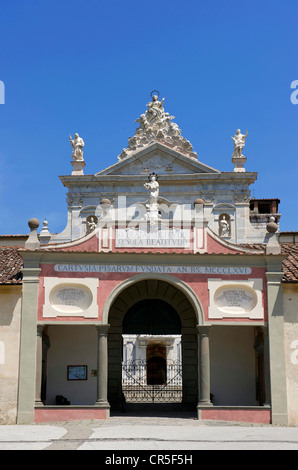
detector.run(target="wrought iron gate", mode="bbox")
[122,359,182,403]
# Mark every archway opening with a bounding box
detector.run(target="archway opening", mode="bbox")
[123,299,181,335]
[107,278,199,413]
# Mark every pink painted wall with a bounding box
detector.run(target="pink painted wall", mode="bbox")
[37,227,267,323]
[38,263,267,323]
[200,407,271,424]
[35,407,107,423]
[50,228,248,255]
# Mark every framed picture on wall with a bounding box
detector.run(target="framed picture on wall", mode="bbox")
[67,365,88,381]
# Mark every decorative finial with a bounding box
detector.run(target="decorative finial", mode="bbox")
[266,216,280,254]
[39,218,51,244]
[267,216,278,233]
[25,218,40,250]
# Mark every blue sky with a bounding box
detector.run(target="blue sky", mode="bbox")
[0,0,298,235]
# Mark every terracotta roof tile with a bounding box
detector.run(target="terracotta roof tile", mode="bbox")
[281,243,298,282]
[0,247,23,284]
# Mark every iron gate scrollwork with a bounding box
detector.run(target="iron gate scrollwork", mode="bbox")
[122,359,182,403]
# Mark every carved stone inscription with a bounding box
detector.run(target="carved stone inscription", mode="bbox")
[215,287,256,313]
[115,228,190,248]
[50,285,92,314]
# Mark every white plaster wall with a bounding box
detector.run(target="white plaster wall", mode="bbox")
[0,286,22,424]
[283,284,298,426]
[46,325,98,405]
[209,326,256,406]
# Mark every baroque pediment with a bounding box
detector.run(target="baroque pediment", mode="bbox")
[96,142,220,176]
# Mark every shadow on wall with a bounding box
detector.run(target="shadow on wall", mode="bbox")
[0,290,21,327]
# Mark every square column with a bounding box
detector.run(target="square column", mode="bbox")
[266,271,288,425]
[17,266,41,424]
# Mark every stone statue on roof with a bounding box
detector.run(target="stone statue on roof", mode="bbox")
[70,133,85,161]
[231,129,248,158]
[145,94,166,123]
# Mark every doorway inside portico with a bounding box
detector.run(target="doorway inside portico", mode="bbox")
[121,299,182,405]
[107,277,200,414]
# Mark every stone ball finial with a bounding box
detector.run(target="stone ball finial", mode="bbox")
[28,218,40,230]
[100,198,111,209]
[194,198,205,207]
[267,216,278,233]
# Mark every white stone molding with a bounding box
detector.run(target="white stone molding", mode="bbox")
[208,278,264,320]
[43,277,98,318]
[193,227,207,253]
[98,227,113,251]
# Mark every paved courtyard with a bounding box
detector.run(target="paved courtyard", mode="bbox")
[0,413,298,451]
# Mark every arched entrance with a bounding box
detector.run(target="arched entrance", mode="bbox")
[106,276,201,412]
[123,299,181,335]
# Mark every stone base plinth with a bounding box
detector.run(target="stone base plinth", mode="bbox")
[232,155,246,172]
[71,160,86,175]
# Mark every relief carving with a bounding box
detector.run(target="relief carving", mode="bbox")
[50,286,92,313]
[118,92,198,160]
[215,288,256,313]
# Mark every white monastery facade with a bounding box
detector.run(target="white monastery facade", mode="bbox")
[0,93,297,426]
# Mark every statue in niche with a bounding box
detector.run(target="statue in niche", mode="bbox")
[70,133,85,161]
[86,215,98,234]
[219,214,230,237]
[144,172,159,207]
[231,129,248,158]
